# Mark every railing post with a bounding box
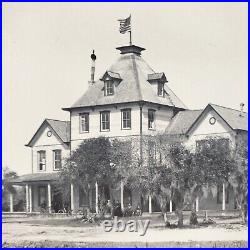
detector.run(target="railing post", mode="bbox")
[195,197,199,212]
[169,200,173,213]
[222,183,226,211]
[149,195,152,214]
[95,182,99,214]
[9,192,13,213]
[25,184,29,213]
[120,181,124,211]
[29,185,32,213]
[48,183,51,213]
[71,183,74,213]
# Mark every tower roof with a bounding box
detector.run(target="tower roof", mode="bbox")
[63,45,187,111]
[116,45,145,56]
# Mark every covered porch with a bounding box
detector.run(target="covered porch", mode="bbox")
[8,176,231,214]
[9,173,61,213]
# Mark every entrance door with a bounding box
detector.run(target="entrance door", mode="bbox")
[38,186,47,209]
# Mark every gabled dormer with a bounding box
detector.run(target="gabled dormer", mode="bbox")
[148,72,168,97]
[100,71,122,96]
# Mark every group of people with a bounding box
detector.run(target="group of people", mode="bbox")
[104,200,142,217]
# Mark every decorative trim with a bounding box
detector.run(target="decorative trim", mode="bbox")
[209,116,216,125]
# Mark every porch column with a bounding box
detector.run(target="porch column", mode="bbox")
[89,188,93,210]
[29,185,32,213]
[48,183,51,213]
[9,192,13,213]
[120,181,124,211]
[222,183,226,211]
[95,182,99,214]
[70,183,74,213]
[195,197,199,212]
[149,195,152,214]
[169,200,173,213]
[25,184,29,213]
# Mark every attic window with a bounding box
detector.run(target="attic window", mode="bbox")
[158,83,164,97]
[104,80,114,96]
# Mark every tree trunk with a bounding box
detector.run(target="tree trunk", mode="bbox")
[160,201,170,226]
[108,186,114,219]
[240,202,247,224]
[176,208,184,227]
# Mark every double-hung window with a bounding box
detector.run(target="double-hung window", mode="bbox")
[53,150,62,170]
[100,111,110,131]
[80,113,89,133]
[38,150,46,171]
[121,109,131,129]
[104,81,114,96]
[148,109,156,130]
[158,82,164,97]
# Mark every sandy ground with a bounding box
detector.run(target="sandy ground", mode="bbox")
[2,215,248,245]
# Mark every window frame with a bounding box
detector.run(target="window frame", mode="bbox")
[121,108,132,130]
[53,149,62,171]
[79,112,89,133]
[37,150,46,172]
[100,111,110,132]
[158,82,164,97]
[148,109,156,130]
[196,138,230,152]
[104,80,114,96]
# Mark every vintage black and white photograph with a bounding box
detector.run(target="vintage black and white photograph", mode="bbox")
[2,2,248,248]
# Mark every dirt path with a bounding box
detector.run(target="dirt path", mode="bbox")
[2,219,248,244]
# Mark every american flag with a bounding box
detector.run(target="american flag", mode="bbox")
[118,15,131,34]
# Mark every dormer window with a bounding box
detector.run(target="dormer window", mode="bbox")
[158,82,164,97]
[100,71,122,97]
[105,81,114,96]
[148,72,168,97]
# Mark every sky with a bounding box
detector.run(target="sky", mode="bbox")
[3,2,248,175]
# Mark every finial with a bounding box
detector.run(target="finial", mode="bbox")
[240,102,244,117]
[91,50,96,61]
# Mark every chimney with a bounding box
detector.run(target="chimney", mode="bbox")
[240,102,244,117]
[89,50,96,84]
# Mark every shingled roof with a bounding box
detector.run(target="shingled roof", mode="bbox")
[209,103,248,131]
[9,172,60,185]
[165,110,203,135]
[148,72,167,82]
[26,119,70,147]
[166,103,248,135]
[46,119,70,143]
[63,45,187,110]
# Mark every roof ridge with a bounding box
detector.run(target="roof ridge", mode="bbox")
[183,109,203,112]
[131,54,143,101]
[46,118,70,123]
[209,103,247,114]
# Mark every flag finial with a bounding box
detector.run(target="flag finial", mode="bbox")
[118,15,132,45]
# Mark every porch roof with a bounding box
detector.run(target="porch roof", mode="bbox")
[9,172,60,185]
